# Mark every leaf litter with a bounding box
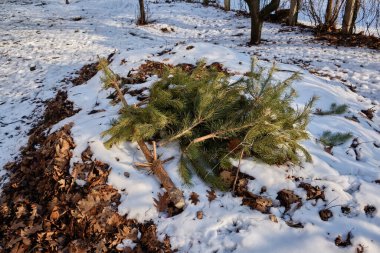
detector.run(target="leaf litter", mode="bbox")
[0,91,172,253]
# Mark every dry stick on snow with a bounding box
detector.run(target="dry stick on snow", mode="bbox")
[109,73,185,209]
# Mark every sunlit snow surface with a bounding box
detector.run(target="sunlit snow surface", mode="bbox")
[1,0,379,252]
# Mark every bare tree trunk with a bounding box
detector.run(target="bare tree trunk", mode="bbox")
[342,0,356,33]
[224,0,231,11]
[138,0,146,25]
[349,0,361,33]
[66,0,69,4]
[245,0,280,45]
[203,0,209,6]
[250,17,263,44]
[325,0,335,30]
[288,0,298,26]
[295,0,302,22]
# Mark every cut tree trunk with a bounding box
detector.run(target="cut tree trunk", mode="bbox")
[137,141,185,209]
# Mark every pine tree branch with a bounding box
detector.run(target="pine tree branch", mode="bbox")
[188,123,256,147]
[159,119,204,146]
[112,80,129,109]
[99,61,185,209]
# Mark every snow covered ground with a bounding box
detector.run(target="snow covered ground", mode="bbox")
[1,0,380,252]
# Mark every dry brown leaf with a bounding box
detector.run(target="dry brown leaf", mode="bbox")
[276,189,301,211]
[30,203,39,221]
[269,214,278,223]
[50,206,60,221]
[10,221,25,230]
[206,189,217,203]
[189,192,200,205]
[153,192,169,213]
[335,232,352,247]
[196,211,203,220]
[10,242,27,253]
[15,205,27,219]
[20,224,43,237]
[81,146,93,162]
[298,182,325,201]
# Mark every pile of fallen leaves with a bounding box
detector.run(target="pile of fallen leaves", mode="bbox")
[70,53,115,86]
[26,90,79,148]
[0,124,172,252]
[70,61,100,86]
[0,90,172,252]
[314,31,380,50]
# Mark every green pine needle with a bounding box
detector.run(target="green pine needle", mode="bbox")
[319,131,353,147]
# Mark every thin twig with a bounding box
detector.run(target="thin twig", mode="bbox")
[153,141,157,160]
[232,149,244,194]
[162,156,175,163]
[134,162,152,168]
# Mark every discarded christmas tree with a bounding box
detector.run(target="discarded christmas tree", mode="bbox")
[101,58,316,191]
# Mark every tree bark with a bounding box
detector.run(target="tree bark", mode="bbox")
[342,0,356,33]
[138,0,146,25]
[66,0,69,4]
[224,0,231,11]
[245,0,280,45]
[203,0,209,6]
[325,0,335,30]
[349,0,360,34]
[287,0,298,26]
